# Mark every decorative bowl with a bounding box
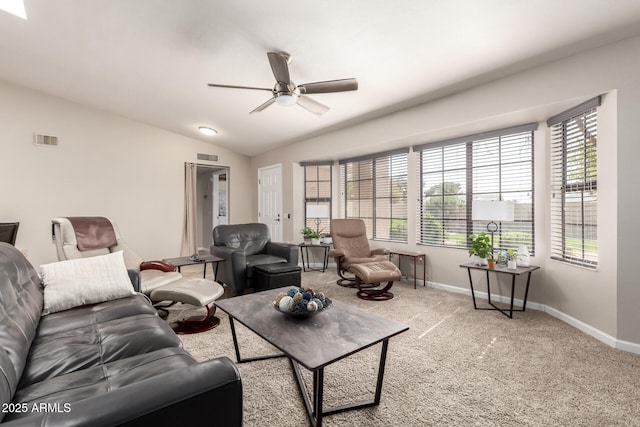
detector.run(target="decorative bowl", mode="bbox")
[273,305,325,317]
[273,287,332,317]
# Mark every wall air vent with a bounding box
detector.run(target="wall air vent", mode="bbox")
[33,134,58,147]
[197,153,218,162]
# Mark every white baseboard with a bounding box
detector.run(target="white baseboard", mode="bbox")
[425,279,545,311]
[301,262,329,269]
[422,279,640,355]
[615,339,640,354]
[542,306,640,354]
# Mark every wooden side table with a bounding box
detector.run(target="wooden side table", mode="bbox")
[459,262,540,318]
[389,250,426,289]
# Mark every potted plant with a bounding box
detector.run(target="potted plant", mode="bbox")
[309,230,322,245]
[468,232,493,266]
[507,249,518,269]
[320,233,332,244]
[517,244,531,267]
[487,257,497,269]
[301,226,315,244]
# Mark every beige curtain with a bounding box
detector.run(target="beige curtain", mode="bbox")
[181,162,198,256]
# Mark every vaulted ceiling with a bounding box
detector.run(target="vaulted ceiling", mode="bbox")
[2,0,640,156]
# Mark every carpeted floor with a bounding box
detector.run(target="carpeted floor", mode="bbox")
[169,266,640,426]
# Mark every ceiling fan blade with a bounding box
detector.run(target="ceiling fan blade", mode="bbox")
[296,94,329,115]
[267,52,291,85]
[207,83,272,92]
[249,97,277,114]
[298,78,358,94]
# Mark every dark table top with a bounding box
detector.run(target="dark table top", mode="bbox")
[459,262,540,275]
[163,254,224,267]
[216,287,409,370]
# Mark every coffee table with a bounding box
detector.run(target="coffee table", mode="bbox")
[216,288,409,427]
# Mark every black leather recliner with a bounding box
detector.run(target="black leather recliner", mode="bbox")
[211,223,298,294]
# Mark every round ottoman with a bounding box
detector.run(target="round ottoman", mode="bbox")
[150,278,225,334]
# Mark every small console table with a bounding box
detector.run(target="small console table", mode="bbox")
[163,254,224,279]
[389,250,426,289]
[298,243,331,272]
[459,263,540,318]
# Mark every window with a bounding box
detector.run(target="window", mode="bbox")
[548,97,600,268]
[339,149,409,242]
[302,162,332,235]
[415,124,536,253]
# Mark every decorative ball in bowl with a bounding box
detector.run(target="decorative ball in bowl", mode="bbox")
[273,287,332,317]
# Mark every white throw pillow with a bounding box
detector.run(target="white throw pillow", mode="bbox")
[40,250,136,315]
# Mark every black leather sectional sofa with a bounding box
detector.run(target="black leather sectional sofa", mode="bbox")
[0,243,242,426]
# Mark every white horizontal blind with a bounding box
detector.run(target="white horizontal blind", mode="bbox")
[471,131,534,251]
[374,153,408,241]
[342,160,374,238]
[304,164,332,234]
[550,106,598,268]
[340,150,408,242]
[417,127,535,252]
[418,143,468,247]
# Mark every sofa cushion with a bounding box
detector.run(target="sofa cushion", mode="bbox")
[40,250,136,314]
[35,294,157,338]
[7,347,196,421]
[19,311,182,388]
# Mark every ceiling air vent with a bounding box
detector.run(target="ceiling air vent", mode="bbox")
[197,153,218,162]
[33,133,59,147]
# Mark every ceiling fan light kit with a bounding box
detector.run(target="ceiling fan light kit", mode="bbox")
[275,93,297,106]
[207,51,357,115]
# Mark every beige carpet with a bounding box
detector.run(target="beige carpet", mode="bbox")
[169,266,640,426]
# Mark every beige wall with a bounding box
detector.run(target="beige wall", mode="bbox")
[1,81,252,268]
[251,35,640,348]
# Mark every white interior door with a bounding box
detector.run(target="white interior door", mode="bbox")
[258,164,283,241]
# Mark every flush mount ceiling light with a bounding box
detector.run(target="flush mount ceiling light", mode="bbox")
[198,126,217,136]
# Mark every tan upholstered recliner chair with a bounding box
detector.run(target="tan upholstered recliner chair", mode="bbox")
[52,217,224,333]
[328,218,390,286]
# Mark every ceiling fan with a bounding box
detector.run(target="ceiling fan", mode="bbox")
[207,51,358,115]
